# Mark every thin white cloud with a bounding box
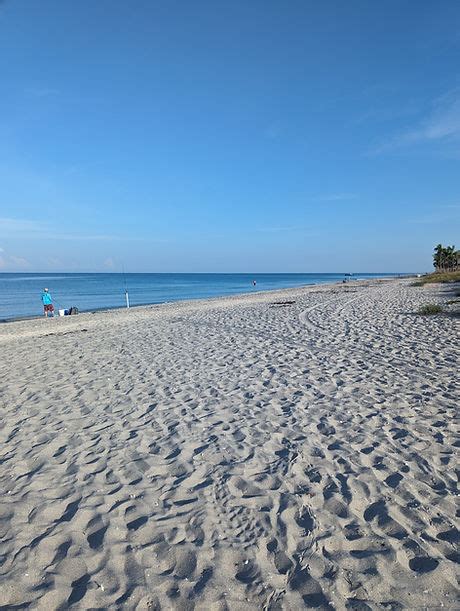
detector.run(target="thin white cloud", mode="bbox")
[314,193,357,202]
[409,206,460,224]
[264,122,283,140]
[25,87,60,98]
[9,255,30,267]
[50,233,139,241]
[0,218,45,233]
[352,103,420,126]
[256,226,317,235]
[256,226,299,233]
[410,216,444,225]
[373,89,460,154]
[0,217,143,242]
[104,257,116,269]
[0,248,31,270]
[46,257,62,267]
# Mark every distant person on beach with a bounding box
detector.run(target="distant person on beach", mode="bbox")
[41,288,54,317]
[252,279,257,286]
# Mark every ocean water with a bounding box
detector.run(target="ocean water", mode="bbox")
[0,272,404,321]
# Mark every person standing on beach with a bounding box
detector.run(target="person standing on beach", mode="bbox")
[41,288,54,317]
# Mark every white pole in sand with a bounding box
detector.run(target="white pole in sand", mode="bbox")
[122,264,130,308]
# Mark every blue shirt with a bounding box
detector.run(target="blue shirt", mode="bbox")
[41,292,52,305]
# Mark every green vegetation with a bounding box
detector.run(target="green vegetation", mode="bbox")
[413,270,460,286]
[433,243,459,272]
[418,304,443,315]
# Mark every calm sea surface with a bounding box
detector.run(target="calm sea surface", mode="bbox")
[0,273,405,321]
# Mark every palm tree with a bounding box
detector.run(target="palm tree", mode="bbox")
[445,245,456,269]
[433,244,443,269]
[433,244,457,271]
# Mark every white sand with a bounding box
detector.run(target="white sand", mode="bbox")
[0,278,458,609]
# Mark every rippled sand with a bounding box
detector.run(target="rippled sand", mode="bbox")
[0,278,458,609]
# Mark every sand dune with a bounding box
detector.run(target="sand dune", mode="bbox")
[0,278,458,609]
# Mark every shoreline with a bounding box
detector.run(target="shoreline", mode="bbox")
[0,275,402,326]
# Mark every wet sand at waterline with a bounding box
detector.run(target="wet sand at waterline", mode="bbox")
[0,278,458,609]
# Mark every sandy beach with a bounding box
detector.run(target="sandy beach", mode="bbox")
[0,277,458,609]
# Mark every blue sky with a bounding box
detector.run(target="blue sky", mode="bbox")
[0,0,459,272]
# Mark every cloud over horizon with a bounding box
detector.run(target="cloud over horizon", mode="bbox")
[0,217,144,243]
